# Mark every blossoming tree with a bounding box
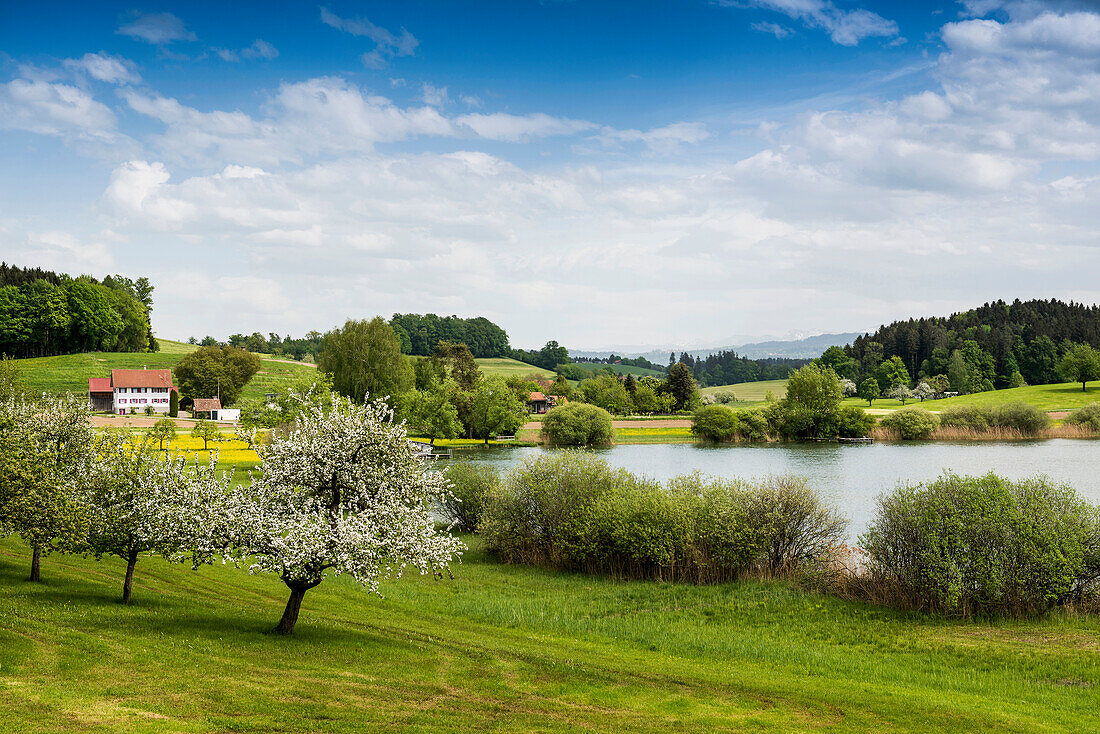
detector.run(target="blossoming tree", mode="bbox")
[85,431,229,603]
[0,394,94,581]
[232,392,464,634]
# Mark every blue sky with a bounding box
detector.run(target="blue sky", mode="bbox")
[3,1,1100,349]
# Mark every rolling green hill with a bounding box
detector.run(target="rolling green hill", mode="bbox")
[15,339,319,403]
[699,379,788,402]
[15,343,552,402]
[846,381,1100,414]
[2,535,1097,731]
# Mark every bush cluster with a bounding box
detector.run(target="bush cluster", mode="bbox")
[939,402,1050,436]
[541,403,615,446]
[1065,402,1100,432]
[860,473,1100,616]
[441,462,499,532]
[480,453,846,583]
[691,405,769,442]
[879,406,939,439]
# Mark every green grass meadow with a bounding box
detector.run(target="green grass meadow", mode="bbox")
[702,378,1100,415]
[699,379,788,403]
[2,536,1099,732]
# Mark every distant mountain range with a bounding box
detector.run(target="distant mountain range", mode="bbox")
[570,332,863,362]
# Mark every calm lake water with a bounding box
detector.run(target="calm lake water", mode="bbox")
[451,440,1100,539]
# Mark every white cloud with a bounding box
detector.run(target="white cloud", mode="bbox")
[213,39,279,63]
[420,83,449,106]
[320,7,418,68]
[594,122,710,154]
[8,230,115,273]
[9,5,1100,347]
[455,112,596,141]
[116,12,196,45]
[727,0,899,45]
[752,21,793,39]
[63,52,141,84]
[0,78,119,141]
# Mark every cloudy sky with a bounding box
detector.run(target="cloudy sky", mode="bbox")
[2,1,1100,350]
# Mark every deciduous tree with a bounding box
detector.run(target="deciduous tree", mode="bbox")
[1059,343,1100,392]
[175,345,261,407]
[85,431,227,603]
[230,393,464,634]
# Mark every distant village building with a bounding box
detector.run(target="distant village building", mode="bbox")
[192,398,222,418]
[527,392,564,414]
[88,368,177,415]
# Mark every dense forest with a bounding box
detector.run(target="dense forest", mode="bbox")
[833,299,1100,392]
[0,263,155,358]
[389,313,511,358]
[195,314,516,362]
[677,351,811,387]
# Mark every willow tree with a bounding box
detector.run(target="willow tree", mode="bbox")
[231,392,464,634]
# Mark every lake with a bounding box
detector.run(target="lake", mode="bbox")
[450,440,1100,538]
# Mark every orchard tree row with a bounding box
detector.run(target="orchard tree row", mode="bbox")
[0,390,462,635]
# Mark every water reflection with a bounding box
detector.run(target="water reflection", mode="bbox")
[452,440,1100,539]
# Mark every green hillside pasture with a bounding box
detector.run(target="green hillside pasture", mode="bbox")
[16,341,320,404]
[16,350,188,396]
[154,338,199,355]
[473,358,556,380]
[842,381,1100,414]
[699,379,788,403]
[2,536,1099,732]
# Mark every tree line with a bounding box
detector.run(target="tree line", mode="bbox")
[834,298,1100,393]
[0,263,156,357]
[675,350,810,387]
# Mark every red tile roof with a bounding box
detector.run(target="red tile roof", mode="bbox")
[529,392,547,402]
[88,378,112,393]
[192,398,222,412]
[111,369,175,389]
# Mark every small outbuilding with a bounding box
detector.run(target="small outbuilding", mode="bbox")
[527,392,552,414]
[192,398,222,419]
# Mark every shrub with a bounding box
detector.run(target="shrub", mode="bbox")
[879,406,938,439]
[735,409,770,441]
[1065,402,1100,432]
[991,402,1050,436]
[692,405,739,442]
[860,473,1095,616]
[442,462,498,532]
[541,403,615,446]
[168,390,179,418]
[713,391,737,404]
[481,453,846,582]
[836,406,874,438]
[939,405,994,431]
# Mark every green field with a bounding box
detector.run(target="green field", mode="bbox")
[703,378,1100,416]
[867,382,1100,413]
[15,340,320,404]
[2,536,1099,732]
[467,357,556,380]
[699,379,788,402]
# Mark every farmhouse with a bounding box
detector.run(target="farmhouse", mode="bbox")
[88,368,177,415]
[527,392,564,414]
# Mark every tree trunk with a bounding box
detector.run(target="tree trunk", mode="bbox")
[274,586,308,635]
[122,550,139,604]
[29,545,41,582]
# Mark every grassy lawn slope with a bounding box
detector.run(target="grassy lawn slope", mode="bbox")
[2,537,1099,732]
